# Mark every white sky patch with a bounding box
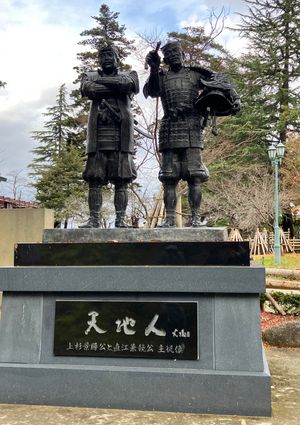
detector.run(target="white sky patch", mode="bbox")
[221,17,249,56]
[112,0,207,15]
[0,24,79,110]
[179,13,248,57]
[179,7,220,29]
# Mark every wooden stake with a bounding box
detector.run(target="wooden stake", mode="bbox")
[265,293,286,316]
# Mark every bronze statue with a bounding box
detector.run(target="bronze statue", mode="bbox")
[80,45,139,228]
[144,41,240,227]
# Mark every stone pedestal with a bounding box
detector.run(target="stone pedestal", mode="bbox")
[0,228,271,416]
[43,227,228,243]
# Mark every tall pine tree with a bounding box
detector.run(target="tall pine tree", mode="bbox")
[200,0,300,230]
[167,25,228,71]
[237,0,300,144]
[202,0,300,180]
[29,84,85,226]
[72,3,135,104]
[33,146,85,227]
[30,84,78,174]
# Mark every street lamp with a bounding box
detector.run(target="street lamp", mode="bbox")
[267,141,285,265]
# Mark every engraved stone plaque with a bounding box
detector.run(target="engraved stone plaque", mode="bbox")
[54,301,198,360]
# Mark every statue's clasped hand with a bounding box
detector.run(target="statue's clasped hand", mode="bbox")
[145,50,161,71]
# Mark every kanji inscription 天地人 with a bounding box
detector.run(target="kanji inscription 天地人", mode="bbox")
[54,301,198,360]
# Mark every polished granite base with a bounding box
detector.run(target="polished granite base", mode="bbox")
[14,241,250,266]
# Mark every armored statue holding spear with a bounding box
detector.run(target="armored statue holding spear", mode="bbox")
[144,41,240,227]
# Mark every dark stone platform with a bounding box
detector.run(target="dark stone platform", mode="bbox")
[14,241,250,266]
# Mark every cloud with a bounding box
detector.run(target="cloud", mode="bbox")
[98,0,210,36]
[178,6,248,56]
[0,2,80,108]
[0,86,59,176]
[110,0,247,34]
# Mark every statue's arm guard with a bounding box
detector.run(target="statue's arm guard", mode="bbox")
[143,69,163,98]
[94,70,139,96]
[81,73,112,99]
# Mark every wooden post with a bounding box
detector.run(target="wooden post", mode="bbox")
[176,195,182,228]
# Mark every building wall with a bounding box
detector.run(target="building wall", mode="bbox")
[0,209,54,266]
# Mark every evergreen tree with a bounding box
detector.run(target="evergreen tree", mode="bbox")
[30,84,79,175]
[73,3,135,98]
[281,135,300,203]
[209,0,300,195]
[205,0,300,182]
[205,55,270,178]
[167,25,228,71]
[33,146,85,227]
[237,0,300,144]
[29,84,85,226]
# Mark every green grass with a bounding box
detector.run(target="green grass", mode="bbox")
[253,254,300,269]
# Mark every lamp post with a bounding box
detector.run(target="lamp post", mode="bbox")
[267,141,285,266]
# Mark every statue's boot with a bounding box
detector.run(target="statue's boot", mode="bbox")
[188,178,204,227]
[191,209,205,227]
[115,211,128,228]
[114,185,129,228]
[158,210,176,228]
[159,181,177,228]
[79,215,100,229]
[79,186,101,229]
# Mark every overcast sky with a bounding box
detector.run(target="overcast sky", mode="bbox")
[0,0,247,199]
